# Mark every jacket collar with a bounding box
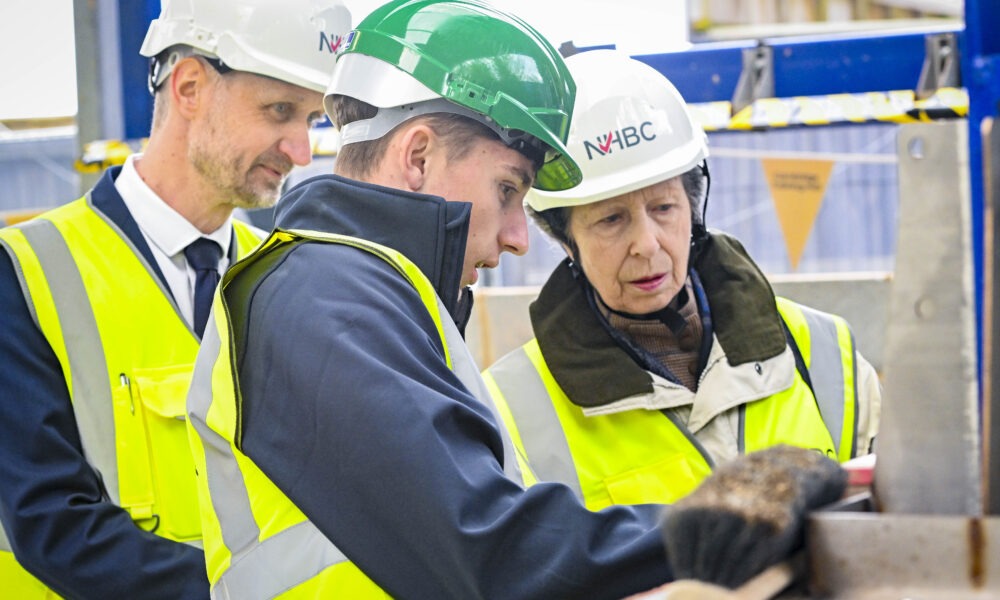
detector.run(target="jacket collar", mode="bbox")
[578,337,795,431]
[275,174,472,323]
[531,231,787,409]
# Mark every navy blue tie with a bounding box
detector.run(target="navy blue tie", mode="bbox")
[184,237,222,338]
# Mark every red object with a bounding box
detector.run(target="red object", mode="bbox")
[842,454,875,489]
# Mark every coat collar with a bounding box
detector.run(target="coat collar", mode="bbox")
[275,174,472,324]
[577,336,796,431]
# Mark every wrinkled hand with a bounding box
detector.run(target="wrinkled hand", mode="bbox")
[660,445,846,588]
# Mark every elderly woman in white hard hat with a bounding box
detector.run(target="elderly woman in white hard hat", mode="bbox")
[483,49,880,511]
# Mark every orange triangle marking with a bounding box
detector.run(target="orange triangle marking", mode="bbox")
[761,158,835,271]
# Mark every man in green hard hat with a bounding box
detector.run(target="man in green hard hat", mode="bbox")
[185,0,847,597]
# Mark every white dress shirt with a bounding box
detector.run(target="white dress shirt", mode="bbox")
[115,154,233,330]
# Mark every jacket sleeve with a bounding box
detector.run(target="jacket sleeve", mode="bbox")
[0,249,209,600]
[855,351,881,455]
[239,244,672,600]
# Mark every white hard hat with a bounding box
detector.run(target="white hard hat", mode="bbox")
[140,0,352,93]
[526,49,709,211]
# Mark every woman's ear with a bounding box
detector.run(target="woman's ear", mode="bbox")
[561,234,582,269]
[560,216,577,260]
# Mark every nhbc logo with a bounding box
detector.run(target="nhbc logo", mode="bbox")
[319,32,345,53]
[583,121,657,160]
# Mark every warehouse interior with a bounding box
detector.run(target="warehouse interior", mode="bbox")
[1,0,998,597]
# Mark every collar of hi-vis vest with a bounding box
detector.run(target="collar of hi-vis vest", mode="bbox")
[530,231,786,409]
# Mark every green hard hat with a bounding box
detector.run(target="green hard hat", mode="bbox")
[325,0,581,191]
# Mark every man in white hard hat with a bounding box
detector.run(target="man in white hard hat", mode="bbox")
[0,1,350,597]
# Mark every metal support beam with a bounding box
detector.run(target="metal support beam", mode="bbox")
[72,0,158,194]
[916,31,961,98]
[807,500,999,597]
[984,118,1000,515]
[732,43,774,113]
[73,0,124,194]
[876,121,981,515]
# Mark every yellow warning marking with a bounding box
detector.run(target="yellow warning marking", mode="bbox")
[695,88,967,131]
[761,158,835,271]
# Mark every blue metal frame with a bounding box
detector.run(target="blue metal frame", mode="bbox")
[118,0,160,140]
[962,0,1000,380]
[116,7,968,135]
[635,26,959,105]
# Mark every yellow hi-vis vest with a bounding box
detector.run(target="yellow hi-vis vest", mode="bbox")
[187,229,527,599]
[0,196,262,598]
[483,297,857,511]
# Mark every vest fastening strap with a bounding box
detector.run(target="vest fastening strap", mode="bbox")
[0,515,10,552]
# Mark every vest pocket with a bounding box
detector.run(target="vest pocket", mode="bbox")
[118,364,202,542]
[604,451,711,505]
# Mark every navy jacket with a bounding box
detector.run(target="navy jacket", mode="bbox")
[236,175,673,599]
[0,168,208,599]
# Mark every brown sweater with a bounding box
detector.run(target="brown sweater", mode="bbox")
[602,278,703,392]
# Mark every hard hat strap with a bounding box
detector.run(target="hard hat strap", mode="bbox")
[147,46,231,95]
[691,160,712,254]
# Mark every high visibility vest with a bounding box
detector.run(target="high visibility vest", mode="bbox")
[187,229,526,599]
[0,196,262,597]
[483,296,857,511]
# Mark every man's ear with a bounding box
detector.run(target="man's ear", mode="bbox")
[168,57,212,121]
[397,123,437,192]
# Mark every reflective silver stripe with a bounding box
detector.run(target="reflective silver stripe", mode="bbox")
[487,347,584,499]
[737,404,746,455]
[215,521,348,600]
[188,320,260,557]
[798,304,851,456]
[191,311,349,600]
[437,298,524,485]
[17,219,120,504]
[0,521,11,552]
